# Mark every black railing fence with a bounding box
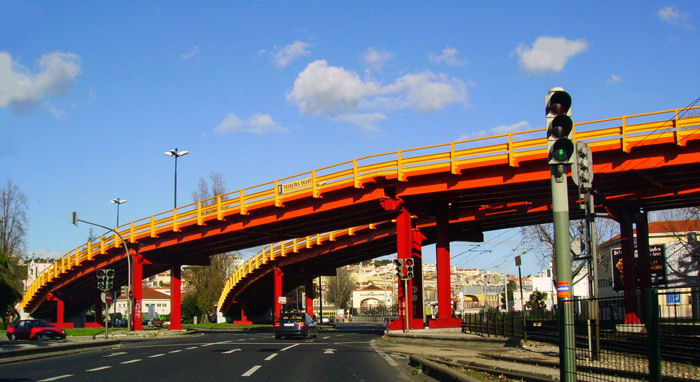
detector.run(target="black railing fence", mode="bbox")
[461,287,700,381]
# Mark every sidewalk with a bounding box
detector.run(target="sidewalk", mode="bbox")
[376,328,560,381]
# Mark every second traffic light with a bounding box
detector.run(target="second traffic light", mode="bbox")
[393,259,405,278]
[404,258,415,278]
[546,88,574,165]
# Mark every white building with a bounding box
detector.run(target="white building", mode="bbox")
[114,287,172,319]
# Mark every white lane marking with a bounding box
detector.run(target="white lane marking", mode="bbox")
[323,348,336,354]
[223,348,241,354]
[186,346,198,350]
[104,351,127,357]
[38,375,73,382]
[241,365,261,377]
[264,353,278,361]
[280,343,299,351]
[201,340,232,347]
[322,336,330,339]
[86,366,112,372]
[120,359,142,364]
[380,352,398,367]
[148,353,165,358]
[169,349,182,353]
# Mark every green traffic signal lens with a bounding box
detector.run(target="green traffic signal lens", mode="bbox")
[550,139,574,162]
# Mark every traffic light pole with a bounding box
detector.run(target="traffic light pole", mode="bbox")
[403,278,410,332]
[551,165,577,381]
[72,212,132,332]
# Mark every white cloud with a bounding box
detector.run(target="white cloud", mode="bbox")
[363,48,393,72]
[180,45,200,59]
[609,74,622,84]
[287,60,380,116]
[430,47,467,67]
[287,60,468,129]
[273,41,310,68]
[515,37,588,74]
[658,6,692,28]
[215,113,286,134]
[457,121,531,141]
[30,248,64,259]
[0,51,82,113]
[334,112,386,132]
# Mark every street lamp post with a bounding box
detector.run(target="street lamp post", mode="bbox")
[110,198,127,227]
[164,148,189,209]
[71,212,132,332]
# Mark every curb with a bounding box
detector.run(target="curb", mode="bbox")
[385,331,512,344]
[0,340,121,364]
[408,355,481,382]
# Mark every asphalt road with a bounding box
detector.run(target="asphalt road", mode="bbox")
[0,330,430,382]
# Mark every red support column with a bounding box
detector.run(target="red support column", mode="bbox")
[380,197,415,330]
[431,204,462,328]
[411,229,426,328]
[132,253,144,331]
[233,302,253,325]
[169,264,183,330]
[273,267,284,321]
[305,280,315,318]
[619,209,641,324]
[47,293,66,328]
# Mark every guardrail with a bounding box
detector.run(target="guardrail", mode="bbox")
[22,105,700,310]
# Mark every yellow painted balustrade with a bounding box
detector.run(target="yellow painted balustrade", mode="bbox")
[23,105,700,311]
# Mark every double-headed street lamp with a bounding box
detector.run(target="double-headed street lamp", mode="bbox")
[164,148,189,209]
[110,198,127,227]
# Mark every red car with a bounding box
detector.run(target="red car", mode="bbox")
[6,319,66,341]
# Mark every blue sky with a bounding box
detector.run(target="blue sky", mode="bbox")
[2,2,698,276]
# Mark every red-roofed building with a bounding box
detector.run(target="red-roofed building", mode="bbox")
[598,220,700,298]
[114,286,173,320]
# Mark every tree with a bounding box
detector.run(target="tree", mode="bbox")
[0,180,29,326]
[519,218,616,283]
[325,268,355,310]
[525,290,549,314]
[184,172,240,322]
[181,294,201,324]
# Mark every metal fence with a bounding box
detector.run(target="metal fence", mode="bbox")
[461,287,700,381]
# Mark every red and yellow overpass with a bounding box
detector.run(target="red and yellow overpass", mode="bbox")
[21,105,700,328]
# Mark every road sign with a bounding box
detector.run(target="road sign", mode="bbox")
[100,292,106,304]
[128,290,134,300]
[278,296,287,304]
[105,291,113,305]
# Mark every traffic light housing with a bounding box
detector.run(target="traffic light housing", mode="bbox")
[404,258,415,278]
[572,141,594,192]
[393,259,404,278]
[546,88,574,165]
[96,268,114,291]
[104,268,114,290]
[96,269,106,290]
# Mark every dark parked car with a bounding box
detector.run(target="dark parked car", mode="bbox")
[150,317,164,327]
[6,319,66,341]
[274,312,318,339]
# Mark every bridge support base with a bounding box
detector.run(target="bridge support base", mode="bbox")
[169,264,183,330]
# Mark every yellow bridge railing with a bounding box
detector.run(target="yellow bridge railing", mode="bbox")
[22,105,700,310]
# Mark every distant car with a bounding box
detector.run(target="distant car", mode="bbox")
[274,312,318,339]
[6,319,66,341]
[150,318,164,327]
[320,316,332,324]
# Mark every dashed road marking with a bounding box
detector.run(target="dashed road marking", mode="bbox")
[38,375,73,382]
[120,359,142,364]
[281,343,299,351]
[169,349,182,353]
[201,340,232,347]
[241,365,261,377]
[223,348,241,354]
[186,346,198,350]
[104,351,127,357]
[148,353,165,358]
[86,366,112,372]
[264,353,278,361]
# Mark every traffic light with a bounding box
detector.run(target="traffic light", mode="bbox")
[104,269,114,290]
[404,258,415,278]
[393,259,404,278]
[96,269,106,290]
[572,141,593,192]
[546,88,574,165]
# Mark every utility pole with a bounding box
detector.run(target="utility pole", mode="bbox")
[545,88,577,380]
